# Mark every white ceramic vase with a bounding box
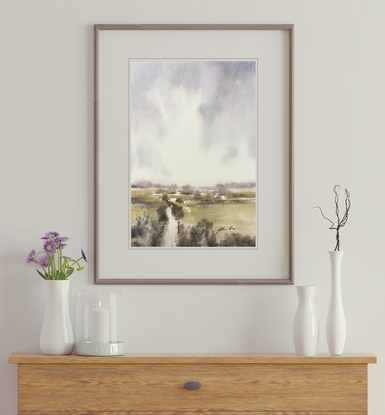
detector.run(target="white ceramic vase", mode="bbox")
[293,285,319,356]
[40,280,74,355]
[326,250,346,356]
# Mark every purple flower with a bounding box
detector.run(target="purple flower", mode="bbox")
[62,255,72,260]
[43,239,57,254]
[81,249,88,263]
[39,255,50,268]
[26,250,37,264]
[54,237,69,248]
[41,231,60,240]
[54,237,69,243]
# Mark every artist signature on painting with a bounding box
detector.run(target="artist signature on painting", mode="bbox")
[215,226,240,236]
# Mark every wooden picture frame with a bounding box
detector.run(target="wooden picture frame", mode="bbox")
[94,24,294,285]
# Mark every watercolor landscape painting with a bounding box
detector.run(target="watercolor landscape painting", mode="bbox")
[129,60,257,248]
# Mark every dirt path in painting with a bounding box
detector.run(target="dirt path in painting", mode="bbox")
[166,206,178,247]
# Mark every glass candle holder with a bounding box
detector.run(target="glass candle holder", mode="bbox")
[75,290,125,356]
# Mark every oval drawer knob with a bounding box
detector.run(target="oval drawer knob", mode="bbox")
[184,381,202,391]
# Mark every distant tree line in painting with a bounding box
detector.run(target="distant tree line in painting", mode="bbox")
[131,181,255,191]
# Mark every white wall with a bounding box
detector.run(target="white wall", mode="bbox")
[1,0,384,413]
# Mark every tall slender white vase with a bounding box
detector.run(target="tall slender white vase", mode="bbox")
[326,251,346,356]
[40,280,74,355]
[293,285,319,356]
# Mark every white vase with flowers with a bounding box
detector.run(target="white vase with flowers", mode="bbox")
[26,231,87,355]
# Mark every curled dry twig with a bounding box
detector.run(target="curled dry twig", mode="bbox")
[313,185,351,251]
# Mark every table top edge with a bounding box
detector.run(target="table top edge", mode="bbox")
[9,352,377,364]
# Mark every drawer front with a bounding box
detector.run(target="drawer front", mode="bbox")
[18,363,367,412]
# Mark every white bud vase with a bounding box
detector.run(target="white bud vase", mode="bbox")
[326,251,346,356]
[40,280,74,355]
[293,285,319,356]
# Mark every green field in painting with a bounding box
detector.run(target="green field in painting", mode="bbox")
[130,188,256,247]
[131,188,160,218]
[179,200,256,242]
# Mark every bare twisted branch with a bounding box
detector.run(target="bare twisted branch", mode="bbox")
[314,185,351,251]
[312,206,335,229]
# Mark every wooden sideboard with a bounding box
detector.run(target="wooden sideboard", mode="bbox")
[9,353,376,415]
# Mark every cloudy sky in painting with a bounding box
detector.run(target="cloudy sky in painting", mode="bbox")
[130,60,257,187]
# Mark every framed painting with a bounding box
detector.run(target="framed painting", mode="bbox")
[94,24,294,284]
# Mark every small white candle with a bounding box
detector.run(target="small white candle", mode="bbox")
[90,301,110,344]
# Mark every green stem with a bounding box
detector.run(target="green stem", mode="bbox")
[74,257,84,262]
[52,253,56,279]
[47,254,51,279]
[32,251,51,277]
[69,259,82,268]
[58,247,61,274]
[36,261,47,275]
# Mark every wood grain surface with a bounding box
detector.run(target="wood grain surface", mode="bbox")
[18,363,368,413]
[9,352,377,364]
[17,412,368,415]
